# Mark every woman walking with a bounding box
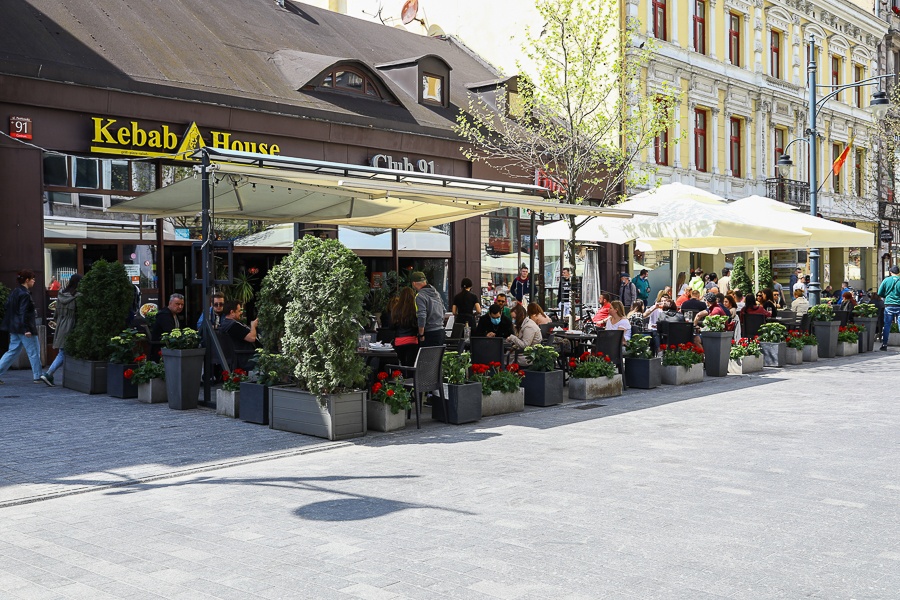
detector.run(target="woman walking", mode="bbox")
[0,270,43,384]
[41,274,81,386]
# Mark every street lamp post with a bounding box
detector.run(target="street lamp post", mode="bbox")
[776,36,891,306]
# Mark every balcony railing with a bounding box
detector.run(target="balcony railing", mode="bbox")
[765,177,809,212]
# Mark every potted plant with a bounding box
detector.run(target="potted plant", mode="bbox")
[699,314,732,377]
[217,368,248,417]
[757,322,788,367]
[240,349,292,425]
[521,344,563,406]
[106,328,146,398]
[264,237,368,440]
[727,337,763,375]
[836,325,860,357]
[801,332,819,362]
[623,333,661,389]
[660,342,705,385]
[161,327,204,410]
[436,351,483,424]
[852,304,878,351]
[808,303,838,358]
[63,259,134,394]
[367,370,413,432]
[472,361,526,416]
[129,357,166,403]
[784,330,804,365]
[568,350,622,399]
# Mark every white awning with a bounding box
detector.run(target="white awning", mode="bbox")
[106,148,651,230]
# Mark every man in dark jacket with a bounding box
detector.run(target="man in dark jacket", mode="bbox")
[151,293,185,349]
[474,304,514,338]
[510,266,532,305]
[0,269,42,383]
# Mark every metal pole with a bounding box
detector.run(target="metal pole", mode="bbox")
[201,149,212,406]
[529,211,536,304]
[807,36,821,306]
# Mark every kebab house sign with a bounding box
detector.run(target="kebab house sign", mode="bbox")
[89,117,281,158]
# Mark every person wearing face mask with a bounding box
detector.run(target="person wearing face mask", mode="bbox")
[473,303,514,338]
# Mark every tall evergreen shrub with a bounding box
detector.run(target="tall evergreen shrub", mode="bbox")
[65,260,134,361]
[730,256,752,295]
[758,256,773,290]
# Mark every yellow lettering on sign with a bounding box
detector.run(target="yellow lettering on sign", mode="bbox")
[176,122,206,157]
[92,118,117,144]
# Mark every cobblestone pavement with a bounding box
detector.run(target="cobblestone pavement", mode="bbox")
[1,350,899,599]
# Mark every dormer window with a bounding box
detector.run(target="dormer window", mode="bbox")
[422,74,444,104]
[320,67,381,98]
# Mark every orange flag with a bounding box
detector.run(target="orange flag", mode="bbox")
[832,137,853,176]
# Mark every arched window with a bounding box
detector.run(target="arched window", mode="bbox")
[320,67,382,98]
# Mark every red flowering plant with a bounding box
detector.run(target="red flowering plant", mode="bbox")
[729,337,761,360]
[471,361,525,395]
[569,350,617,379]
[785,330,805,351]
[661,342,705,368]
[222,368,249,392]
[125,354,165,384]
[837,325,860,344]
[371,370,413,414]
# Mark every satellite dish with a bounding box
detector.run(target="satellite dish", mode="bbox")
[401,0,419,24]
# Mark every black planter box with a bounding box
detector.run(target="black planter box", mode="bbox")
[700,331,733,377]
[522,370,563,406]
[240,382,269,424]
[624,357,662,389]
[434,382,482,424]
[64,357,107,394]
[107,363,139,398]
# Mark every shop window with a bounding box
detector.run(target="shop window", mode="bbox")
[422,73,444,104]
[132,162,157,192]
[74,157,100,189]
[482,209,520,291]
[43,154,69,186]
[124,244,159,289]
[48,192,73,205]
[107,160,130,191]
[44,244,78,290]
[162,164,194,187]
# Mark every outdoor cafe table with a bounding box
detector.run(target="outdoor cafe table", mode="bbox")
[358,347,398,384]
[551,331,596,380]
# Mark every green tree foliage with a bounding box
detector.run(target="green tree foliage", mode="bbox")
[730,257,752,296]
[257,248,299,354]
[0,281,10,323]
[454,0,679,327]
[260,236,368,397]
[758,256,773,290]
[65,260,135,361]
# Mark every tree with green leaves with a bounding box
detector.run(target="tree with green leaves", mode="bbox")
[65,260,135,361]
[455,0,678,326]
[758,256,773,290]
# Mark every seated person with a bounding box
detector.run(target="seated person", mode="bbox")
[474,303,514,338]
[679,289,707,318]
[757,289,778,319]
[692,292,728,327]
[526,302,553,325]
[219,300,259,369]
[507,304,542,364]
[739,293,771,324]
[840,290,857,312]
[791,288,810,316]
[592,293,613,325]
[495,293,512,320]
[605,300,631,343]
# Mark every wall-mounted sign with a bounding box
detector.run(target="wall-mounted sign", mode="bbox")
[535,169,566,196]
[880,201,900,222]
[9,116,32,140]
[880,229,894,243]
[370,154,435,174]
[89,118,280,158]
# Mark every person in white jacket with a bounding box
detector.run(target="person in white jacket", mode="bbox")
[507,304,542,364]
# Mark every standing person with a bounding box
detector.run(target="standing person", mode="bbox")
[689,269,705,293]
[793,275,809,298]
[868,291,885,337]
[789,267,802,293]
[633,269,651,305]
[40,274,82,386]
[838,281,853,306]
[676,272,688,296]
[558,267,572,318]
[48,277,60,292]
[719,268,732,295]
[877,265,900,351]
[197,291,226,338]
[450,278,481,328]
[0,270,43,384]
[705,272,719,291]
[390,287,419,367]
[618,273,637,313]
[411,271,446,347]
[510,266,532,306]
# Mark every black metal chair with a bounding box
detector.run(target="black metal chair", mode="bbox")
[742,313,767,339]
[659,321,693,347]
[376,327,396,344]
[445,322,466,353]
[591,329,626,390]
[798,313,811,334]
[213,329,255,372]
[470,336,505,366]
[387,346,445,429]
[834,310,850,327]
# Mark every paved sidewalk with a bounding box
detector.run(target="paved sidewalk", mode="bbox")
[1,350,899,599]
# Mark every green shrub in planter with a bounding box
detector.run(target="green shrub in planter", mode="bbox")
[65,260,134,361]
[701,315,728,332]
[807,303,835,322]
[757,322,787,343]
[852,303,878,318]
